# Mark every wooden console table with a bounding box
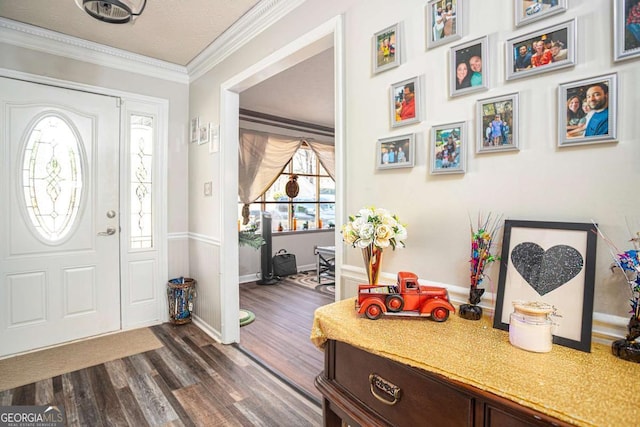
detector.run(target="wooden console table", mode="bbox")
[311,299,640,426]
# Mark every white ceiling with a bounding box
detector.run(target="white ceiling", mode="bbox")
[0,0,335,127]
[0,0,260,66]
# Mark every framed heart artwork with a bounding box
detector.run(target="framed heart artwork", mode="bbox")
[493,220,597,352]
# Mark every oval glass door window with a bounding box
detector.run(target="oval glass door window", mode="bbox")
[22,114,84,242]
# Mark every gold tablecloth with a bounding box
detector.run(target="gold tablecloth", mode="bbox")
[311,298,639,427]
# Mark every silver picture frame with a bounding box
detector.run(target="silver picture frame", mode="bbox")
[515,0,567,28]
[430,121,466,175]
[506,19,576,81]
[476,93,519,154]
[426,0,463,49]
[614,0,640,62]
[373,23,401,74]
[376,133,415,170]
[557,73,618,147]
[390,76,421,128]
[449,36,489,98]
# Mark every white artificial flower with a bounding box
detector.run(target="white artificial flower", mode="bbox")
[342,206,407,251]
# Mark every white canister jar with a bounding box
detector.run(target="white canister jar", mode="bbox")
[509,301,554,353]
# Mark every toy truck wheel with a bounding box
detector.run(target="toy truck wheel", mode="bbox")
[431,307,450,322]
[385,295,404,312]
[365,303,384,320]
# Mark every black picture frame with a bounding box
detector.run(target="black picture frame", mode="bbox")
[494,220,597,352]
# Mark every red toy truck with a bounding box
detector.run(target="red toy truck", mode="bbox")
[355,271,455,321]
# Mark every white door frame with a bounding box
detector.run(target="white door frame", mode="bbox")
[0,68,169,332]
[219,15,345,344]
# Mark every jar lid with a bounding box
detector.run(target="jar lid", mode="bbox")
[512,301,554,316]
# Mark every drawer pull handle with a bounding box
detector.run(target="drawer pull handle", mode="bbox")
[369,373,401,406]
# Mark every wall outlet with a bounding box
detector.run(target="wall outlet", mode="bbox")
[204,181,212,197]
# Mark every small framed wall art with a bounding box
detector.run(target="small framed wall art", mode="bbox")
[558,73,617,147]
[373,23,401,74]
[613,0,640,62]
[426,0,462,49]
[515,0,567,28]
[430,121,466,175]
[198,123,210,145]
[390,76,421,128]
[449,36,488,98]
[494,220,597,352]
[476,92,519,153]
[506,19,576,81]
[376,133,415,170]
[190,117,199,143]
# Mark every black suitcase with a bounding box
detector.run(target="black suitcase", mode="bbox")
[272,249,297,277]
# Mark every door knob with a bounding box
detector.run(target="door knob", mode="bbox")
[97,227,117,236]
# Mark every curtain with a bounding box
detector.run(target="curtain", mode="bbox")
[306,139,335,180]
[238,129,301,224]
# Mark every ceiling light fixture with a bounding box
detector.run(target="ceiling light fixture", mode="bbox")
[74,0,147,24]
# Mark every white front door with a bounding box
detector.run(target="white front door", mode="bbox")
[0,77,121,357]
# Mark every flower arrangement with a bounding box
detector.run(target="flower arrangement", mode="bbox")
[460,213,502,320]
[594,224,640,343]
[342,207,407,285]
[469,214,502,296]
[342,207,407,250]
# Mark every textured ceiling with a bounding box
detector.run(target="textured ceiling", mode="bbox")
[0,0,260,66]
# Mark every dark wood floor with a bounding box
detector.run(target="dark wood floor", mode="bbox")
[238,280,334,404]
[0,322,322,426]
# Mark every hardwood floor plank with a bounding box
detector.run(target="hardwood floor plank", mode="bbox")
[173,383,246,426]
[113,385,150,427]
[0,389,12,405]
[88,364,129,426]
[143,349,184,391]
[11,382,35,405]
[34,378,54,406]
[151,373,195,427]
[127,370,180,425]
[67,370,103,426]
[61,374,81,427]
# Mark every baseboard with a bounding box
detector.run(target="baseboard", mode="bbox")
[240,264,317,284]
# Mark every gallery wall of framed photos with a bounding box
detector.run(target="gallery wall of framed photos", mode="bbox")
[343,0,638,326]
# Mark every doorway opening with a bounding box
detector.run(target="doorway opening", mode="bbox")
[218,15,344,361]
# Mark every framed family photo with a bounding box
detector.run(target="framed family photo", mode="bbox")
[449,36,488,98]
[476,93,519,153]
[426,0,462,49]
[614,0,640,62]
[515,0,567,28]
[390,76,421,128]
[506,19,576,81]
[494,220,597,352]
[376,133,415,170]
[558,73,618,147]
[430,121,466,175]
[373,23,401,74]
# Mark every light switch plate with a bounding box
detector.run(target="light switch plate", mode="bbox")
[204,181,212,196]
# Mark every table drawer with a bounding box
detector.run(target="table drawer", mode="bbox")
[332,341,475,426]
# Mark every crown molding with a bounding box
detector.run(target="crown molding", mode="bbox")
[0,17,189,84]
[187,0,306,81]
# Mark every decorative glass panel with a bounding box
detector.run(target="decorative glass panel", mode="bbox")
[130,114,153,249]
[22,114,83,242]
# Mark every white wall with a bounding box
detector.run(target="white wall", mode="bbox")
[190,0,639,342]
